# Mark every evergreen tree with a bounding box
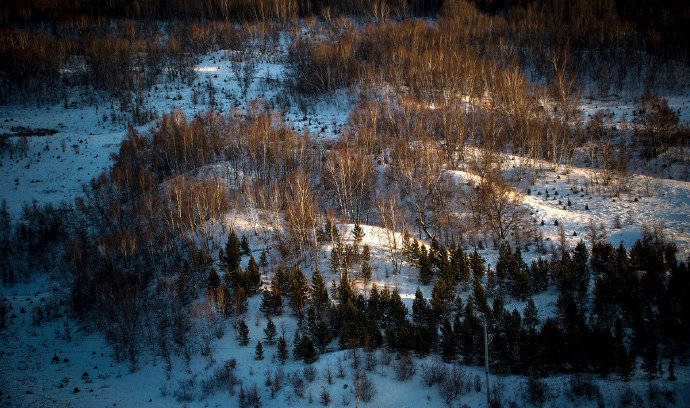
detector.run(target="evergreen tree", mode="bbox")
[360,260,372,281]
[259,250,268,270]
[289,267,309,317]
[418,246,433,285]
[255,341,264,360]
[260,276,282,316]
[367,284,382,321]
[277,336,289,363]
[430,277,454,319]
[310,267,330,313]
[523,298,539,332]
[387,289,408,325]
[245,256,261,294]
[472,277,489,315]
[508,247,531,300]
[223,230,242,271]
[207,266,221,290]
[451,245,470,286]
[238,320,249,346]
[320,387,331,406]
[530,259,549,293]
[353,223,364,242]
[226,265,246,290]
[264,318,277,344]
[412,287,429,325]
[495,243,512,293]
[307,308,331,352]
[294,333,318,363]
[470,250,485,281]
[439,318,456,361]
[572,240,591,305]
[241,235,250,255]
[330,242,342,275]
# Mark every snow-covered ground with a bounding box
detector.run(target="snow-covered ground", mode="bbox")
[2,221,689,408]
[0,50,353,218]
[2,44,690,407]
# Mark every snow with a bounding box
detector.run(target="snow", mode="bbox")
[2,275,689,407]
[1,35,690,408]
[0,50,354,219]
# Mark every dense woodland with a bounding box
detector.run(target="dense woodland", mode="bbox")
[1,1,690,407]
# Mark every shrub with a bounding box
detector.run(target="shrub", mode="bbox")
[439,365,468,404]
[420,362,447,387]
[394,354,416,381]
[523,376,549,407]
[354,373,376,403]
[201,364,239,396]
[567,375,601,402]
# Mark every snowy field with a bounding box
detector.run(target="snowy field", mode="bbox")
[1,45,690,407]
[0,50,353,218]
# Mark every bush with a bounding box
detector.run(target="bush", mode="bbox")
[567,375,601,402]
[394,354,416,381]
[303,365,317,383]
[174,378,197,402]
[618,386,643,407]
[647,384,675,408]
[354,373,376,402]
[420,362,448,387]
[240,383,261,408]
[523,376,549,407]
[201,364,239,396]
[320,387,331,406]
[439,365,468,404]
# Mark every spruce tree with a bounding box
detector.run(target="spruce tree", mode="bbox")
[367,284,382,321]
[277,336,289,363]
[294,333,318,363]
[241,235,250,255]
[418,246,433,285]
[330,242,342,275]
[255,341,264,360]
[523,298,539,332]
[259,250,268,270]
[431,277,455,319]
[472,277,489,315]
[360,261,372,281]
[388,289,407,325]
[451,246,470,285]
[245,256,261,294]
[470,250,485,281]
[260,276,282,316]
[289,267,309,317]
[238,320,249,346]
[353,222,364,242]
[264,318,277,344]
[311,267,330,312]
[412,287,428,325]
[223,230,242,271]
[207,266,221,290]
[440,318,456,361]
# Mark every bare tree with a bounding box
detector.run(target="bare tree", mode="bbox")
[376,193,405,274]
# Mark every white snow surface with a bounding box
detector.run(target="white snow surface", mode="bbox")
[1,45,690,407]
